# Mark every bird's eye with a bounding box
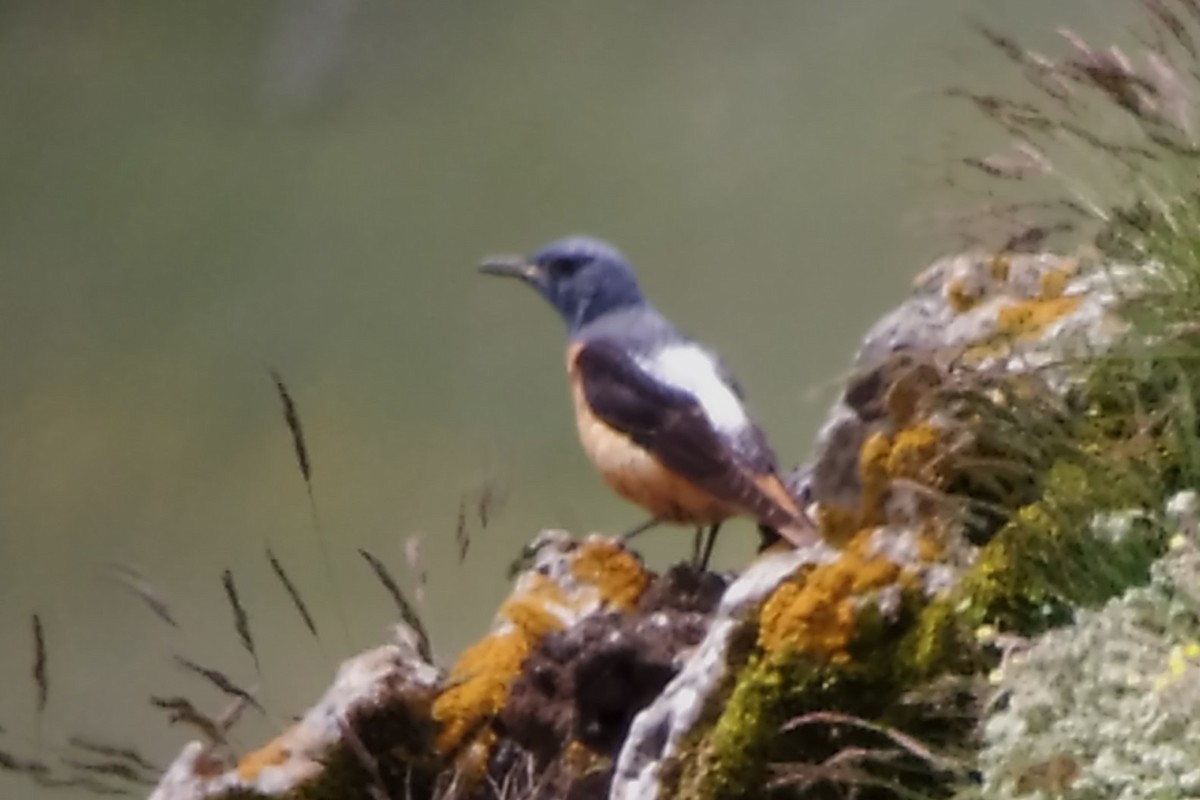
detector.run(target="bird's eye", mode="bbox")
[546,256,584,277]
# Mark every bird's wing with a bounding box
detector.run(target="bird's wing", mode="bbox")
[571,338,808,535]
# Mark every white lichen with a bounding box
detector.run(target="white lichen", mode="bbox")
[979,510,1200,800]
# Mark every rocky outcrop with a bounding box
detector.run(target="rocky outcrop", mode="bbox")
[150,632,441,800]
[145,239,1195,800]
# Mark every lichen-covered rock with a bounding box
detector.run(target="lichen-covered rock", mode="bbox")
[148,243,1185,800]
[813,249,1134,518]
[610,546,828,800]
[606,248,1166,800]
[149,629,441,800]
[495,566,728,798]
[430,531,652,791]
[501,564,725,760]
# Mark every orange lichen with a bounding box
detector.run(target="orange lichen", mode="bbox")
[817,504,862,546]
[499,574,569,639]
[237,729,294,781]
[758,575,855,659]
[758,531,902,660]
[886,423,942,486]
[946,277,979,312]
[1038,260,1077,299]
[432,629,531,753]
[917,528,945,562]
[996,295,1082,341]
[857,431,893,525]
[808,421,949,662]
[431,538,651,760]
[960,338,1012,366]
[820,423,948,545]
[569,539,650,611]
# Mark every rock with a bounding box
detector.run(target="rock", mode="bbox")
[149,630,441,800]
[500,565,725,766]
[430,532,653,771]
[610,546,829,800]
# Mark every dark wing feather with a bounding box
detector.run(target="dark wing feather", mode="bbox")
[574,339,800,528]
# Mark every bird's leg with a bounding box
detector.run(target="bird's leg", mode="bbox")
[691,527,704,564]
[621,517,662,542]
[697,523,722,571]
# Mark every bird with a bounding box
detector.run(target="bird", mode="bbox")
[479,235,818,568]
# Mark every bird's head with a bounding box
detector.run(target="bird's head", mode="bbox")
[480,236,646,333]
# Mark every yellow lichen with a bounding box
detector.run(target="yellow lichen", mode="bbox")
[856,431,893,525]
[432,629,531,754]
[995,295,1082,341]
[960,338,1012,366]
[946,277,979,312]
[1038,259,1077,299]
[820,423,947,545]
[917,528,944,562]
[499,574,569,639]
[989,253,1012,282]
[816,504,860,546]
[431,538,650,760]
[569,539,650,611]
[237,729,294,781]
[758,531,901,660]
[886,423,942,485]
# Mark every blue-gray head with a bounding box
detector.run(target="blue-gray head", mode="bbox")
[479,236,646,334]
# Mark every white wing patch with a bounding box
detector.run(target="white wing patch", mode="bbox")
[638,344,750,435]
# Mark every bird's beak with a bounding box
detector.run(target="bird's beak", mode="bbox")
[479,255,541,282]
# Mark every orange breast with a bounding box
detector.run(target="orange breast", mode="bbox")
[566,351,737,525]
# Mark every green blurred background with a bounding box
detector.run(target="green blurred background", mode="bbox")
[0,1,1134,796]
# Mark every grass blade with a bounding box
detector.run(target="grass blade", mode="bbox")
[149,696,226,747]
[31,614,47,716]
[266,548,319,639]
[268,369,351,647]
[358,548,431,661]
[172,656,263,713]
[220,569,259,674]
[107,562,179,629]
[271,370,311,490]
[455,497,470,564]
[61,758,155,787]
[66,736,159,774]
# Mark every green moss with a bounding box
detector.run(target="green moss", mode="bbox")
[673,649,908,800]
[671,591,979,800]
[896,598,976,681]
[684,652,821,799]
